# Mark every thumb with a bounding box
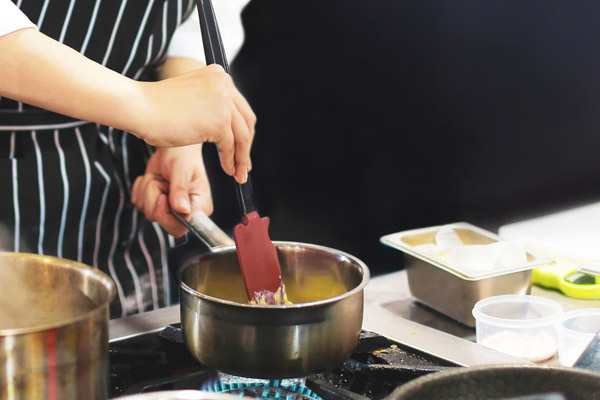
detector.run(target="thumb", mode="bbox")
[190,193,213,217]
[168,172,191,214]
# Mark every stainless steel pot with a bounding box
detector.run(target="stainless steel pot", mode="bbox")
[174,212,370,379]
[0,252,116,400]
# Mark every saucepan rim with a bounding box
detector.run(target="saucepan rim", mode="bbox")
[0,252,116,336]
[176,241,370,309]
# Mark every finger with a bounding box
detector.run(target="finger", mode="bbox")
[168,170,192,215]
[132,174,168,208]
[231,110,251,183]
[190,193,213,217]
[216,123,236,177]
[233,92,257,143]
[153,194,188,237]
[133,175,157,219]
[143,180,165,221]
[135,177,169,222]
[131,176,143,207]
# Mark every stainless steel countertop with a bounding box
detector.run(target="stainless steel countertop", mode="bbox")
[110,269,600,367]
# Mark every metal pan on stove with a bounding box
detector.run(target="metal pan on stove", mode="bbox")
[386,331,600,400]
[170,211,370,379]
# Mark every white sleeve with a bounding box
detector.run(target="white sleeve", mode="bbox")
[0,0,37,37]
[167,0,250,63]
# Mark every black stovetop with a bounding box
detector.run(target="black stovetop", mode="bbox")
[109,324,457,400]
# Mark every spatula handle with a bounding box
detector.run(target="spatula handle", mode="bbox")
[196,0,257,215]
[234,177,256,215]
[196,0,229,73]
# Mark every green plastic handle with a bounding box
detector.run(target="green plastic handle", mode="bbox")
[532,261,600,299]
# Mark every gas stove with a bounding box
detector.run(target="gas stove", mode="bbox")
[108,271,528,399]
[109,325,454,399]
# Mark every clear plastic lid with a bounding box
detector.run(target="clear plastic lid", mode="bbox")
[472,294,563,328]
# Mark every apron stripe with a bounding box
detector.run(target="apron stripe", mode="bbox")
[94,161,125,316]
[80,0,102,55]
[10,132,21,253]
[121,132,132,192]
[0,120,89,131]
[36,0,51,29]
[138,224,159,310]
[32,131,46,255]
[75,128,91,263]
[121,0,154,76]
[102,0,128,67]
[133,34,154,80]
[58,0,76,43]
[124,210,144,312]
[152,221,170,305]
[157,1,169,63]
[54,130,69,258]
[107,127,116,153]
[109,166,144,315]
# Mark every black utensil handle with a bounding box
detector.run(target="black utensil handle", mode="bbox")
[196,0,257,215]
[196,0,230,73]
[234,177,256,215]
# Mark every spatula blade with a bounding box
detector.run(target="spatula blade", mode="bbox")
[233,211,283,304]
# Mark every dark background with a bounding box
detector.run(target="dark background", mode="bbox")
[202,0,600,275]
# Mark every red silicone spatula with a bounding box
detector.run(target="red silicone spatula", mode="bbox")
[196,0,284,304]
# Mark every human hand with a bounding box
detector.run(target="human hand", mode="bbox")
[134,64,255,184]
[131,145,212,237]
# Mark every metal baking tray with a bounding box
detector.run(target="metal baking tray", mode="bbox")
[380,222,552,327]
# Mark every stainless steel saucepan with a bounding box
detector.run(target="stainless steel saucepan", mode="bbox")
[173,211,370,379]
[0,252,116,400]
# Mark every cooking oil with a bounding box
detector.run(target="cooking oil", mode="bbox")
[188,262,349,305]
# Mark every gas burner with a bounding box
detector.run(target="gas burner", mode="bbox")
[110,327,453,399]
[205,375,323,400]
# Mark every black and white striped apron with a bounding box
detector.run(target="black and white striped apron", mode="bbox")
[1,0,196,318]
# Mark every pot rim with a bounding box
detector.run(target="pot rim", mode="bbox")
[176,241,370,309]
[0,252,116,336]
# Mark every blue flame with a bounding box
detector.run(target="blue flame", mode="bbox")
[201,375,323,400]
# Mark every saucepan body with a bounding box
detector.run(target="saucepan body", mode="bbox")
[0,252,116,400]
[177,241,369,379]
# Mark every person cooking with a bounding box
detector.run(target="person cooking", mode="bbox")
[0,0,253,317]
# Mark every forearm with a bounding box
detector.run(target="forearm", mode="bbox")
[158,57,206,80]
[0,28,146,134]
[0,29,254,178]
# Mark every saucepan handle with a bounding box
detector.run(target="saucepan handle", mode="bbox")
[171,209,235,248]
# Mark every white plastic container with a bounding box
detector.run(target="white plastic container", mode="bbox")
[472,295,563,362]
[555,308,600,366]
